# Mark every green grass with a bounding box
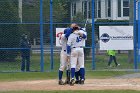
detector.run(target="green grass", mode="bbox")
[0,53,136,72]
[0,71,132,82]
[0,72,56,82]
[0,90,140,93]
[94,54,134,70]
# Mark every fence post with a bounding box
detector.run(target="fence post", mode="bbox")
[40,0,44,72]
[134,0,137,69]
[50,0,54,70]
[138,1,140,64]
[92,0,95,70]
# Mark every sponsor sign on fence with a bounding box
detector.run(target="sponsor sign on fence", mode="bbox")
[99,26,133,50]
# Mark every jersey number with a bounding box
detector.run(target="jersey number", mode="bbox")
[76,37,82,42]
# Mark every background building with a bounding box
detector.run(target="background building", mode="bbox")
[71,0,131,22]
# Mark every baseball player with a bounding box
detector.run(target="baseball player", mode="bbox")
[57,28,71,85]
[57,23,81,85]
[67,26,87,86]
[74,28,86,84]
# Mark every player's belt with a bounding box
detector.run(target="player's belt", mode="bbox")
[72,46,83,48]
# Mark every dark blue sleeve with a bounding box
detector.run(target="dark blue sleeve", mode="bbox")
[80,28,83,30]
[65,28,73,38]
[67,45,71,55]
[82,34,87,39]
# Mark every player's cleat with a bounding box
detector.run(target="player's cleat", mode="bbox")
[117,64,120,66]
[58,80,65,85]
[75,80,80,84]
[80,79,85,85]
[70,79,75,86]
[64,78,70,84]
[116,64,120,67]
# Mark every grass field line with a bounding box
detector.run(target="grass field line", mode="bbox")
[1,69,140,73]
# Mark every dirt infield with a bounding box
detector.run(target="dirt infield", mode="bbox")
[0,79,140,91]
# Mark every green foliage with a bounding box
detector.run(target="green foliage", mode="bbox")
[22,0,70,44]
[22,0,70,23]
[0,0,18,23]
[0,0,20,61]
[53,0,69,22]
[71,12,85,24]
[59,0,71,22]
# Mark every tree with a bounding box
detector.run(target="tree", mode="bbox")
[56,0,71,23]
[22,0,70,44]
[0,0,20,61]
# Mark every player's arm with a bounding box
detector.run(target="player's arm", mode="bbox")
[67,45,71,56]
[65,28,73,38]
[74,30,87,39]
[66,35,74,56]
[79,32,87,39]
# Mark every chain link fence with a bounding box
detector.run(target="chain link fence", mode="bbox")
[0,0,138,72]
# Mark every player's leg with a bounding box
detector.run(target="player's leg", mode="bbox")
[70,49,78,85]
[65,63,70,84]
[21,56,26,72]
[78,48,85,84]
[58,50,67,85]
[75,62,80,84]
[26,56,30,72]
[113,56,119,66]
[108,55,113,67]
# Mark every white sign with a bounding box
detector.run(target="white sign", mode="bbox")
[56,28,65,47]
[99,26,133,50]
